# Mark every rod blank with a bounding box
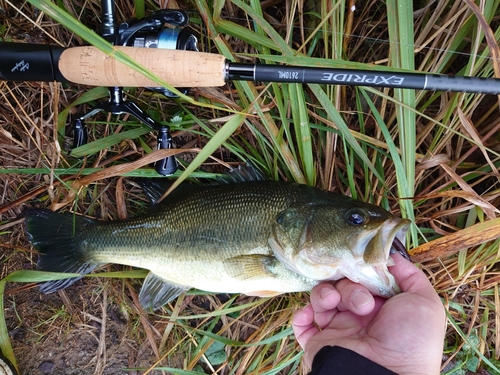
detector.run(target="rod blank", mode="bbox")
[227,63,500,95]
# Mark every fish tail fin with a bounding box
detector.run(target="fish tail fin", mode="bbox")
[24,209,97,293]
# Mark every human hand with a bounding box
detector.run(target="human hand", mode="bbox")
[292,253,446,375]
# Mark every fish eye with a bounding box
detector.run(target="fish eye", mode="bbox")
[346,209,367,226]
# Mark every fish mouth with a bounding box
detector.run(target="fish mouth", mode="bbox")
[361,218,411,265]
[367,218,411,295]
[345,218,411,296]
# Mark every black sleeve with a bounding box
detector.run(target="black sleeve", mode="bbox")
[309,346,398,375]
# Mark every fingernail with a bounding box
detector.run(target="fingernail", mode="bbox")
[351,290,372,310]
[320,287,336,299]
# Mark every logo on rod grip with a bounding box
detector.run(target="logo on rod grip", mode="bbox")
[11,60,30,73]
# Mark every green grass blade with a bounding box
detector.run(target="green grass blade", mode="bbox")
[142,368,206,375]
[70,126,151,157]
[57,86,109,134]
[134,0,145,19]
[289,84,315,185]
[386,0,417,246]
[0,281,15,371]
[0,168,220,179]
[359,89,409,205]
[309,84,388,188]
[446,310,500,373]
[165,113,246,193]
[0,270,82,370]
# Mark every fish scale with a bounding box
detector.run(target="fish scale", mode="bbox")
[89,182,291,251]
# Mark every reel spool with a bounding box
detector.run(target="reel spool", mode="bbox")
[132,28,198,97]
[131,27,198,50]
[124,11,199,97]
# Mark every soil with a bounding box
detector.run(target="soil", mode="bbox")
[4,277,159,375]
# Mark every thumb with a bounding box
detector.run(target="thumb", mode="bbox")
[389,252,446,330]
[389,252,436,296]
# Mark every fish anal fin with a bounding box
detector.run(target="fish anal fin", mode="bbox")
[139,272,189,311]
[245,290,284,297]
[223,254,277,281]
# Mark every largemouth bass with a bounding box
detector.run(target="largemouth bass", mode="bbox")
[25,173,410,310]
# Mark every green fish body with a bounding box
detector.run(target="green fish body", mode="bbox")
[25,178,409,310]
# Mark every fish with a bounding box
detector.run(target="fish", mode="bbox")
[24,166,410,310]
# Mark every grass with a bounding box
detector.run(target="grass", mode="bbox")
[1,0,500,374]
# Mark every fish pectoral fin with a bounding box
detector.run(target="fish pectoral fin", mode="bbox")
[223,255,277,280]
[139,272,189,311]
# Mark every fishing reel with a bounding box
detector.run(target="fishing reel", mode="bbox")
[72,1,198,175]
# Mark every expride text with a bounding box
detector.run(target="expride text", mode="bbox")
[321,73,405,85]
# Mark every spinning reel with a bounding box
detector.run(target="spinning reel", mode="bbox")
[72,0,198,176]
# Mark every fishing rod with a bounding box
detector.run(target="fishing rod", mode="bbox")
[3,43,500,94]
[2,2,500,176]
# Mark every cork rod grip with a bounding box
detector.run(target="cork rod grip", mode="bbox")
[58,46,227,87]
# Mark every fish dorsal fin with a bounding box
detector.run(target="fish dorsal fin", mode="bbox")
[223,254,278,280]
[216,163,267,184]
[139,272,190,310]
[136,179,201,206]
[136,179,172,205]
[138,163,265,205]
[137,163,265,206]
